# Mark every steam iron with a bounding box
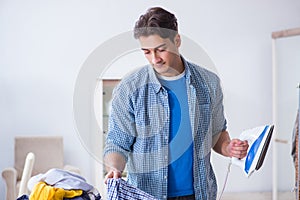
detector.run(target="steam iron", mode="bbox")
[232,125,274,177]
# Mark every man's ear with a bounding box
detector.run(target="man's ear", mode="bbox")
[174,34,181,47]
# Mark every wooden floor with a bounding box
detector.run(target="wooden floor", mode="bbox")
[219,192,296,200]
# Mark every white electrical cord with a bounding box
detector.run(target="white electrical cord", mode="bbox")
[218,160,232,200]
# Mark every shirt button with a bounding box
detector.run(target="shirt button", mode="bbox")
[163,195,167,199]
[165,156,168,160]
[165,136,168,140]
[164,175,167,179]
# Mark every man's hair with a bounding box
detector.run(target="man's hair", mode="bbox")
[133,7,178,41]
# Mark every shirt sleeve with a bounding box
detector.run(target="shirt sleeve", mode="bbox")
[103,83,136,162]
[211,74,227,137]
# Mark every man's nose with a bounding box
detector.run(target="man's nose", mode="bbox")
[151,52,161,64]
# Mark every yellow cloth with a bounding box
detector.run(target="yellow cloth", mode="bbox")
[29,182,83,200]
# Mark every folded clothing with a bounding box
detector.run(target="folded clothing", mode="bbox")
[28,168,93,191]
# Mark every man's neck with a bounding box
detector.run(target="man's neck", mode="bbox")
[164,56,184,77]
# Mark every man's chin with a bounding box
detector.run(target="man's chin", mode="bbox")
[154,67,167,75]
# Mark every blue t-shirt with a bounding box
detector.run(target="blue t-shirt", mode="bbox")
[158,72,194,198]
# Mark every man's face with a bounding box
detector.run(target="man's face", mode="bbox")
[139,34,181,77]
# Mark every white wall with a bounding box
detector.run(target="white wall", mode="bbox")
[1,0,300,199]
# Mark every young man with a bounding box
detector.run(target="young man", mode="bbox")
[104,7,248,200]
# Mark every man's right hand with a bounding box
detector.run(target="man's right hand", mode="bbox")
[103,153,126,183]
[104,170,122,184]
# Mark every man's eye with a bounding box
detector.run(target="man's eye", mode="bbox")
[143,50,150,54]
[157,49,165,52]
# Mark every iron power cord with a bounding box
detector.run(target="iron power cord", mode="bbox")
[218,160,232,200]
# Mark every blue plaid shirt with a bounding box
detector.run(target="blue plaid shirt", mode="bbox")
[104,57,227,200]
[107,178,157,200]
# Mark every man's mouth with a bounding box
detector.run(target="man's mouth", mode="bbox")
[153,62,165,68]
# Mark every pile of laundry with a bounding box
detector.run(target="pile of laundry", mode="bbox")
[17,168,101,200]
